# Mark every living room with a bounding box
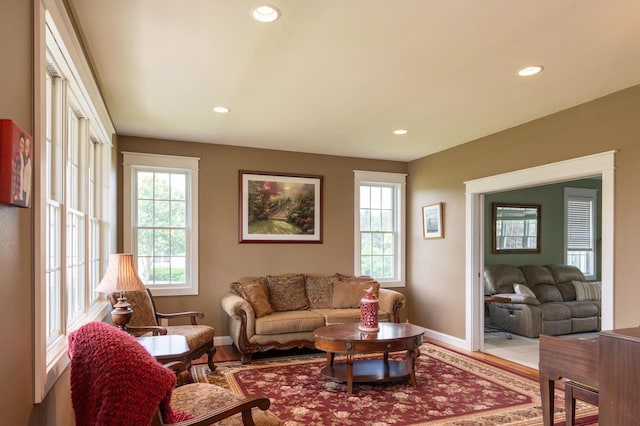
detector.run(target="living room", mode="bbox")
[3,1,640,424]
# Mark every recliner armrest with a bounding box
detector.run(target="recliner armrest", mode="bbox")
[493,293,540,306]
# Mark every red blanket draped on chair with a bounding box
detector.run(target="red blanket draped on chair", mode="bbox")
[68,321,188,426]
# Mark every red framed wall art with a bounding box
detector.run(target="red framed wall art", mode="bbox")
[0,119,33,208]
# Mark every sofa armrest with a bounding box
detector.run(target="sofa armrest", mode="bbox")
[221,292,254,319]
[378,288,406,322]
[494,292,540,306]
[220,292,257,350]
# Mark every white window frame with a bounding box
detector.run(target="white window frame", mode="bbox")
[34,1,114,403]
[564,187,598,280]
[123,152,200,296]
[354,171,406,287]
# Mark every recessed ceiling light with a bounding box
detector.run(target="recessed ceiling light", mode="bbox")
[252,4,281,23]
[213,106,230,113]
[518,65,544,77]
[393,129,408,135]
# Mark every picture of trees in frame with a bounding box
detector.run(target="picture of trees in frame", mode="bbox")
[239,170,323,243]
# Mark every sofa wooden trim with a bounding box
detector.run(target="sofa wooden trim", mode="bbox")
[235,309,318,364]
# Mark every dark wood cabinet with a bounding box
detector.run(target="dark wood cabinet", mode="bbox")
[598,327,640,425]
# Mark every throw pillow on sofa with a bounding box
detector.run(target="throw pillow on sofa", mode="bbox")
[230,277,268,296]
[305,274,339,309]
[514,283,537,299]
[572,280,602,301]
[241,282,274,317]
[266,274,309,311]
[331,280,380,309]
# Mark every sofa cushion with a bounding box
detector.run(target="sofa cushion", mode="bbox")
[266,274,309,312]
[335,273,373,282]
[540,303,571,321]
[241,282,274,318]
[255,310,325,335]
[546,264,585,301]
[331,280,380,309]
[532,284,564,303]
[305,274,339,309]
[314,308,392,325]
[484,265,525,294]
[563,301,600,318]
[573,280,602,301]
[520,265,556,286]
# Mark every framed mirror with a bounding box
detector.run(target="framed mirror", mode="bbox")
[492,203,541,254]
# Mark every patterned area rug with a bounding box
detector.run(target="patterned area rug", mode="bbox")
[191,344,598,425]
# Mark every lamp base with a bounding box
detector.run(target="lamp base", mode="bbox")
[111,293,134,330]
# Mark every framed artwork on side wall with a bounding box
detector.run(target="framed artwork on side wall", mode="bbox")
[422,202,444,239]
[239,170,323,243]
[0,119,33,208]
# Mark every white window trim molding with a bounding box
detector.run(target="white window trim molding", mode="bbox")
[122,152,200,296]
[353,170,407,288]
[462,151,615,352]
[34,0,115,403]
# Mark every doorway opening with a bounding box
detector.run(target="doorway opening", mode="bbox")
[464,151,615,354]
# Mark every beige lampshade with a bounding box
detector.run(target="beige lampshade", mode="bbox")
[96,253,146,293]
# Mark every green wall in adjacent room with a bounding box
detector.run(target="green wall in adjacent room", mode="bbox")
[484,178,602,279]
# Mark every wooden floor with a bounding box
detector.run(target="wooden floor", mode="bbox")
[213,337,539,381]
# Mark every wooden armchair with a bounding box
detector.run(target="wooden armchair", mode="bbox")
[68,322,281,426]
[108,288,216,371]
[157,361,280,426]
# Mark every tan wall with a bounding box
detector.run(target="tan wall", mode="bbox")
[117,136,407,333]
[407,84,640,338]
[0,0,38,423]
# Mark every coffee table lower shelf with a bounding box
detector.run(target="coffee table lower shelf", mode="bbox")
[321,359,410,386]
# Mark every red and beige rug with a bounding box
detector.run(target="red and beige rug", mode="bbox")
[191,343,598,425]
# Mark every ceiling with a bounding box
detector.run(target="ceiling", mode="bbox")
[65,1,640,162]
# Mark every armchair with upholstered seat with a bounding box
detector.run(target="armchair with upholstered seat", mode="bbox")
[68,321,281,426]
[108,288,216,371]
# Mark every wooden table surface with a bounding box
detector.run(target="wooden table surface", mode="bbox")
[137,334,190,362]
[314,322,425,394]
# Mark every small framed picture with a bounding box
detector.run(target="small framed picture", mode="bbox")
[0,119,33,208]
[422,203,444,239]
[239,170,323,243]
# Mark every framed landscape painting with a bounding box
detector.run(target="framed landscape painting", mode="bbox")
[239,170,323,243]
[422,203,444,239]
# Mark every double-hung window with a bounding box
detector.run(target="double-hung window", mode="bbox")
[564,187,598,279]
[35,6,113,402]
[123,152,199,296]
[354,171,406,287]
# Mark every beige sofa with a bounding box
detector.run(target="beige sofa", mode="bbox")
[484,264,601,338]
[220,273,406,363]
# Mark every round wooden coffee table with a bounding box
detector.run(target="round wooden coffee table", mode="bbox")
[314,322,425,394]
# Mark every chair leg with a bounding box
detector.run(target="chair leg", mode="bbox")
[565,381,576,426]
[207,345,216,371]
[564,380,599,426]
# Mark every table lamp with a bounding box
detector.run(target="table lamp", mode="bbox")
[96,253,146,330]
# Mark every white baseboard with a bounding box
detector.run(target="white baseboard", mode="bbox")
[424,328,467,350]
[215,335,233,346]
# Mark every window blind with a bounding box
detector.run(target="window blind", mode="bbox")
[567,198,593,250]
